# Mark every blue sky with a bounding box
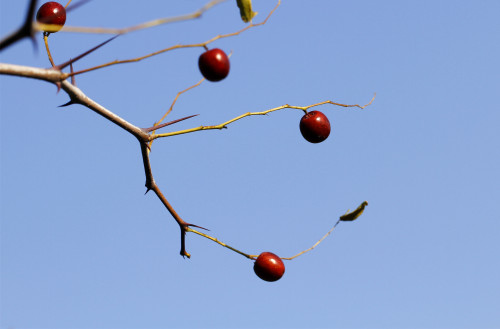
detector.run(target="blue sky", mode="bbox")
[1,1,499,328]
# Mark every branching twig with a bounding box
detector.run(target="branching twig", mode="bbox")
[0,62,197,256]
[66,0,281,77]
[153,94,376,140]
[154,79,205,128]
[140,141,200,258]
[148,79,205,148]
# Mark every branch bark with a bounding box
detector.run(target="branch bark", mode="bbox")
[0,62,194,256]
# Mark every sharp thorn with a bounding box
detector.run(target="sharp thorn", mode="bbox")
[54,35,119,71]
[187,223,210,231]
[58,99,76,107]
[142,114,199,133]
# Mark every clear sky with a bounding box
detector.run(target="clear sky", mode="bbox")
[1,1,499,328]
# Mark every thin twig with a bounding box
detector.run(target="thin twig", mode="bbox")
[280,220,342,260]
[187,199,368,261]
[153,94,376,140]
[67,0,281,77]
[156,79,205,127]
[35,0,228,35]
[148,79,205,148]
[188,220,342,261]
[187,227,256,260]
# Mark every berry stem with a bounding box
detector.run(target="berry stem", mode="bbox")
[43,32,56,67]
[65,0,72,8]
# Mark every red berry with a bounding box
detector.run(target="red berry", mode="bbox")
[198,48,230,82]
[36,2,67,33]
[253,252,285,282]
[299,110,331,143]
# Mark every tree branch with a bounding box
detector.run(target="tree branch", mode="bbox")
[1,0,371,262]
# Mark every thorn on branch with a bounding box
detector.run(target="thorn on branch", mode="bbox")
[58,99,78,107]
[0,0,38,51]
[142,114,199,133]
[54,35,119,71]
[186,223,210,231]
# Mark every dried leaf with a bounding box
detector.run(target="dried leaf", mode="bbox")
[340,201,368,222]
[236,0,257,23]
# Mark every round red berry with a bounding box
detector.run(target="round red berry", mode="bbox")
[198,48,230,82]
[36,2,67,33]
[253,252,285,282]
[299,110,331,143]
